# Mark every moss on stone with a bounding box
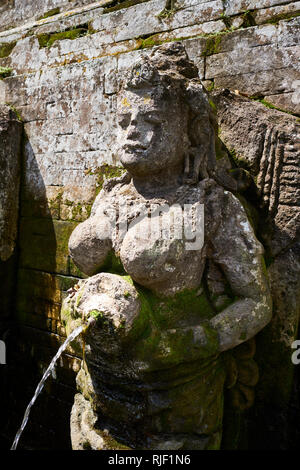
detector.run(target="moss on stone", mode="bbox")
[264,11,300,25]
[89,309,105,320]
[202,35,222,57]
[132,285,220,366]
[37,7,60,20]
[138,34,164,49]
[205,80,215,92]
[71,202,83,219]
[37,28,88,48]
[87,22,97,35]
[227,147,250,171]
[95,429,132,450]
[86,164,126,194]
[135,284,215,331]
[100,251,128,275]
[103,0,148,14]
[49,191,63,219]
[157,0,178,19]
[5,103,23,122]
[215,137,228,161]
[57,275,79,292]
[0,41,16,58]
[242,10,256,27]
[209,98,217,113]
[220,12,231,29]
[0,66,12,79]
[137,23,238,52]
[60,298,73,326]
[252,97,297,117]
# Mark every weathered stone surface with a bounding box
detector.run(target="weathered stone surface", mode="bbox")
[64,44,272,450]
[206,44,298,79]
[213,89,300,434]
[70,394,106,450]
[0,105,22,261]
[214,68,300,103]
[254,2,300,25]
[91,0,224,43]
[0,0,102,32]
[265,92,300,115]
[0,0,297,121]
[19,217,80,275]
[224,0,293,16]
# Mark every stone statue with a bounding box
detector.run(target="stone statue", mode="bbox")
[61,43,272,450]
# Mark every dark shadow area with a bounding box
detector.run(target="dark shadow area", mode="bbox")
[1,134,76,450]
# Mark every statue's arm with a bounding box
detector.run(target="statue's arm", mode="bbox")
[209,191,272,352]
[68,192,113,276]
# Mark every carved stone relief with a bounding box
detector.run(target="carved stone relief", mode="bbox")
[62,43,273,450]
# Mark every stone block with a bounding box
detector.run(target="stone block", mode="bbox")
[224,0,292,16]
[265,91,300,114]
[214,67,299,98]
[0,105,22,261]
[19,217,79,274]
[254,2,300,25]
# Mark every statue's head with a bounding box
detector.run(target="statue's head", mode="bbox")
[117,42,217,181]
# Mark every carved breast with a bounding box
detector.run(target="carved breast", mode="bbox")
[104,178,222,297]
[119,208,206,296]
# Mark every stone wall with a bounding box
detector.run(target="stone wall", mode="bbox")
[0,0,299,449]
[0,0,97,32]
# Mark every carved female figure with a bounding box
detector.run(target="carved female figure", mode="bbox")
[62,43,272,450]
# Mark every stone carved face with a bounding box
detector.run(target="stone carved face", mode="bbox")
[117,86,189,177]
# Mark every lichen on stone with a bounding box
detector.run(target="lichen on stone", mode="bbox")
[0,66,12,79]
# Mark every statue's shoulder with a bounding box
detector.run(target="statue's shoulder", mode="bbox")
[91,171,132,215]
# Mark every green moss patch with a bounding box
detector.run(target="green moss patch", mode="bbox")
[157,0,177,19]
[5,103,23,121]
[100,251,127,275]
[132,285,220,367]
[85,164,126,193]
[264,11,300,25]
[135,285,215,330]
[242,10,256,27]
[252,97,297,117]
[202,35,222,57]
[0,41,16,58]
[227,147,250,171]
[37,27,88,48]
[38,7,60,20]
[220,12,231,29]
[0,66,12,79]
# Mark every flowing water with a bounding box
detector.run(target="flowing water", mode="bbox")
[10,319,94,450]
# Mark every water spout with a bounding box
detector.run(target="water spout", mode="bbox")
[10,316,96,450]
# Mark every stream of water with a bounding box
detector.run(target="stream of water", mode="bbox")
[10,319,93,450]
